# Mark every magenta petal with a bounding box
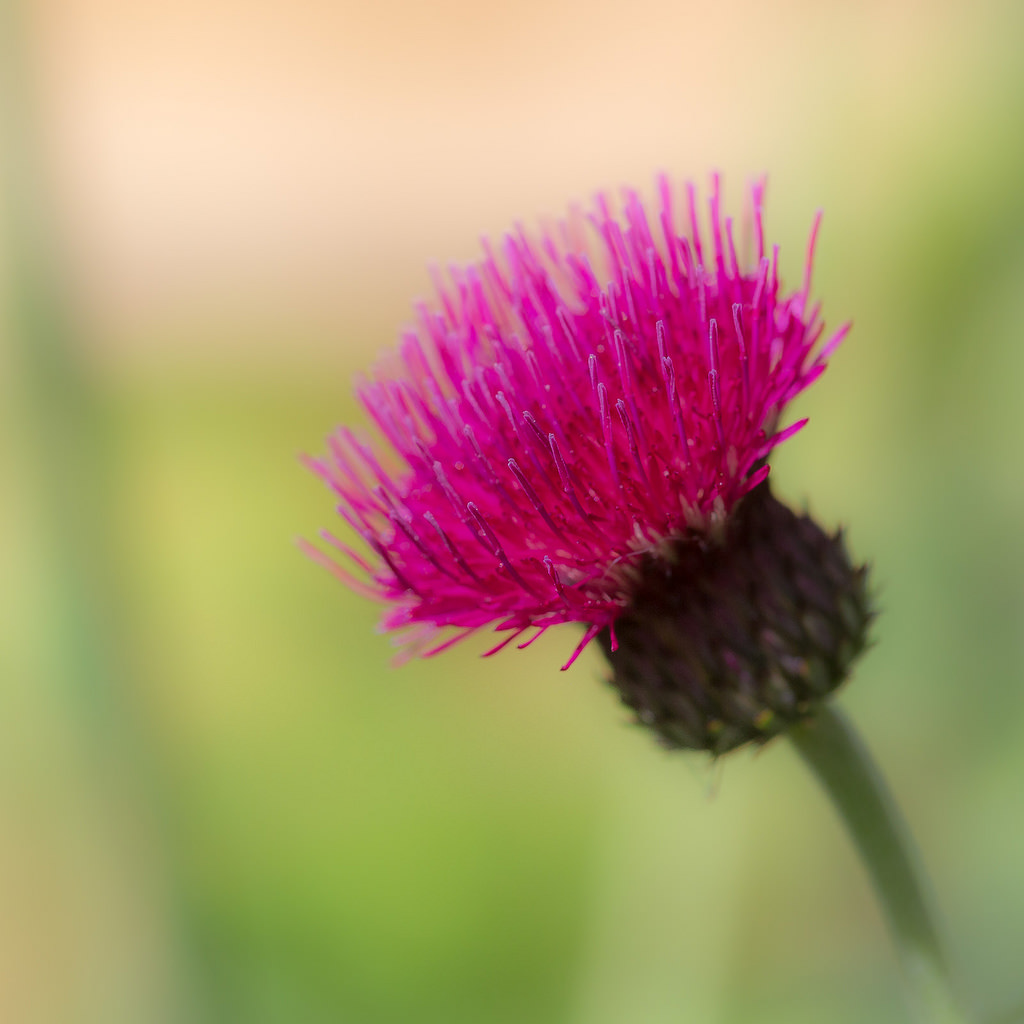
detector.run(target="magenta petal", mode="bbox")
[305,177,842,665]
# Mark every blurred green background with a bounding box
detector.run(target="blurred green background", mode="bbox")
[3,1,1024,1021]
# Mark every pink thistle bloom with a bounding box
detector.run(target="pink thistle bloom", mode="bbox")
[304,175,848,671]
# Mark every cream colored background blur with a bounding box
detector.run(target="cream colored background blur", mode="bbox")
[30,0,1008,364]
[3,1,1024,1022]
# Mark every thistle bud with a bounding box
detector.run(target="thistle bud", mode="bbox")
[599,483,872,755]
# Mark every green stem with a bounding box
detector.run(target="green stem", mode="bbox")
[789,704,968,1023]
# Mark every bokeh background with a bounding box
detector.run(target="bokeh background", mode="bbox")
[3,1,1024,1021]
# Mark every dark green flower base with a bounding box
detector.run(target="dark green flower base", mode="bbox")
[598,482,873,755]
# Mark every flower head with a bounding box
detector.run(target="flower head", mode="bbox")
[304,175,851,676]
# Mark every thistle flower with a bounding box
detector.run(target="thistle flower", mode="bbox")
[304,175,870,753]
